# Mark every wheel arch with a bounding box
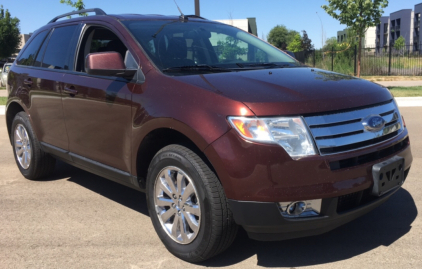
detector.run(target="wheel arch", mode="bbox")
[133,120,223,188]
[6,101,26,144]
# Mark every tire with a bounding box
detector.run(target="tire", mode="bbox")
[11,112,56,180]
[146,144,238,263]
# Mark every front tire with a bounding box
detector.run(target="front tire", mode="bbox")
[11,112,56,180]
[146,145,237,262]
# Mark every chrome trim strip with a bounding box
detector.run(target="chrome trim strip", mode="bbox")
[319,129,404,155]
[311,112,399,138]
[305,101,395,126]
[317,122,401,149]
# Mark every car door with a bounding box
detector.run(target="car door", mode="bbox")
[12,26,79,151]
[61,25,134,173]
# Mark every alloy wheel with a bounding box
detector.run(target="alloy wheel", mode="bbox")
[154,166,201,244]
[14,124,32,169]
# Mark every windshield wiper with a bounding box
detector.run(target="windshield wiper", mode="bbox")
[162,64,232,73]
[236,63,300,69]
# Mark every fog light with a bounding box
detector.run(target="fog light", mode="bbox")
[279,199,322,218]
[287,201,306,215]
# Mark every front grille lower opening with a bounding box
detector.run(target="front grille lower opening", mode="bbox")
[330,137,409,171]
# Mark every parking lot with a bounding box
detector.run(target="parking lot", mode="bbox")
[0,107,421,269]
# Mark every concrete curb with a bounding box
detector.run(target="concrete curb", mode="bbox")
[1,98,421,116]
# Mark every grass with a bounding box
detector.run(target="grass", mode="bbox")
[388,86,422,97]
[0,97,6,105]
[0,87,5,90]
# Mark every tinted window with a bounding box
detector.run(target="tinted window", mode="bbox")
[75,27,128,72]
[34,31,51,67]
[16,30,49,66]
[42,25,79,70]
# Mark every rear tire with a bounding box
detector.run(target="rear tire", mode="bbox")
[146,144,238,263]
[11,112,56,180]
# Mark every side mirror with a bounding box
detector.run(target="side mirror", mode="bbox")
[85,52,137,78]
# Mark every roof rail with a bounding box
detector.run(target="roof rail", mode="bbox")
[184,15,206,20]
[48,8,107,24]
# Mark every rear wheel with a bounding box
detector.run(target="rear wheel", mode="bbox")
[11,112,56,180]
[146,144,237,262]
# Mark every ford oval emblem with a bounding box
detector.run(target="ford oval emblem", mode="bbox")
[362,115,386,132]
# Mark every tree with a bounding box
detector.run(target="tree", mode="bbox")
[287,34,302,52]
[59,0,87,16]
[301,30,314,51]
[0,5,21,59]
[267,25,299,50]
[323,37,340,51]
[322,0,388,77]
[215,36,247,61]
[394,36,405,51]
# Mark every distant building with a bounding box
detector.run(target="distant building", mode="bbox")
[214,18,258,36]
[335,3,422,50]
[17,34,32,54]
[390,9,413,46]
[414,3,422,50]
[336,27,376,47]
[376,16,390,47]
[374,3,422,51]
[337,29,347,43]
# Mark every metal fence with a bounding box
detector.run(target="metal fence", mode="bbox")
[295,45,422,76]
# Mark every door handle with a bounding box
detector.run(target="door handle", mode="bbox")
[23,78,33,86]
[64,87,78,96]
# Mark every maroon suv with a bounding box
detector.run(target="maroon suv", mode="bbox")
[5,9,412,262]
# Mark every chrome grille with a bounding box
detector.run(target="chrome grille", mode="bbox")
[303,100,403,155]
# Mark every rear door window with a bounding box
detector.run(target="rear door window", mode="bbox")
[16,30,49,66]
[41,25,80,70]
[34,31,52,67]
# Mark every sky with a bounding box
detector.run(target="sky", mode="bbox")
[2,0,421,49]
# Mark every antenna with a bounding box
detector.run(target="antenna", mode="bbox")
[173,0,185,21]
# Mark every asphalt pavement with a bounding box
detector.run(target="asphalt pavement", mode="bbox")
[0,107,421,269]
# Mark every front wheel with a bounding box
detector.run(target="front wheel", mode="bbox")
[146,145,238,262]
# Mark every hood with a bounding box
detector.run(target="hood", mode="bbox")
[174,67,393,116]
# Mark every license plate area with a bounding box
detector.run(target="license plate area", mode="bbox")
[372,156,404,196]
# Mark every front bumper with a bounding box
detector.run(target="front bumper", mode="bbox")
[228,179,408,241]
[205,128,412,202]
[204,126,413,241]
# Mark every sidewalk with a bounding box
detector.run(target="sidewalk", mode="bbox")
[375,81,422,87]
[395,97,422,107]
[0,90,7,97]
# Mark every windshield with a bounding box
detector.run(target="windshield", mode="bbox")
[122,20,300,74]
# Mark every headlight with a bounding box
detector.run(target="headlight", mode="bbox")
[228,116,317,158]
